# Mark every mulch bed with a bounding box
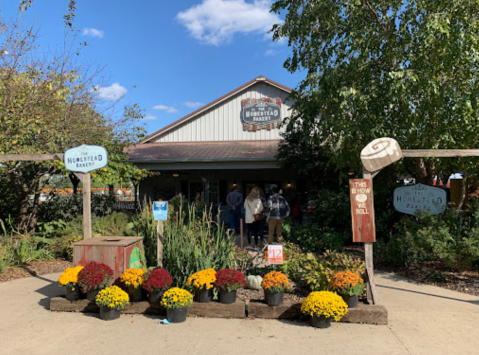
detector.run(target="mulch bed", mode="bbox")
[0,259,73,283]
[344,245,479,297]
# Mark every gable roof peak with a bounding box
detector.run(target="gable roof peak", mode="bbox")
[139,75,292,144]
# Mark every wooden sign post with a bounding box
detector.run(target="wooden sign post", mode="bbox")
[64,145,108,240]
[153,201,168,267]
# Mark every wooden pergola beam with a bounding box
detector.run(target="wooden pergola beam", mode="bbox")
[0,154,64,161]
[402,150,479,158]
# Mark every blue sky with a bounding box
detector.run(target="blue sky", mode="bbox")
[0,0,304,135]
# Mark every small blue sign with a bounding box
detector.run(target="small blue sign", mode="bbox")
[153,201,168,220]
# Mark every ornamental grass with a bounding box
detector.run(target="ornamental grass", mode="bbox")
[77,261,113,293]
[329,271,365,296]
[261,271,290,293]
[160,287,193,309]
[95,286,129,310]
[213,269,246,292]
[186,268,216,290]
[143,268,172,292]
[301,291,348,321]
[120,268,145,289]
[58,266,84,289]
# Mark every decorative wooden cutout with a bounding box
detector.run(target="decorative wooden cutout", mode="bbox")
[360,137,402,172]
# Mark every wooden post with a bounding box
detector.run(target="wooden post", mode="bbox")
[82,173,92,239]
[240,218,243,249]
[157,220,164,268]
[362,169,378,304]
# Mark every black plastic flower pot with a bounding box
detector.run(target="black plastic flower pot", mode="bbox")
[166,307,188,323]
[311,315,331,328]
[341,294,358,309]
[65,286,81,301]
[99,306,121,321]
[194,287,212,303]
[128,286,143,302]
[264,290,284,306]
[148,289,165,304]
[219,289,237,304]
[86,288,103,302]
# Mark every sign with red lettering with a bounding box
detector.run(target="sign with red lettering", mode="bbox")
[350,179,376,243]
[267,245,284,264]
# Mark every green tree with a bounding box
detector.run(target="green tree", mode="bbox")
[0,19,148,233]
[271,0,479,183]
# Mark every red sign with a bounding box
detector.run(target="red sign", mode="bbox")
[350,179,376,243]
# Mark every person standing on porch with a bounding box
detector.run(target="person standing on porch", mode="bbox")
[227,185,243,233]
[244,187,263,250]
[266,184,290,244]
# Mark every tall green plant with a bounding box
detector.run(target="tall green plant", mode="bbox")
[127,200,158,267]
[163,203,235,287]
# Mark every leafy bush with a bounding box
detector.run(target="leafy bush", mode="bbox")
[301,250,365,291]
[38,194,117,223]
[377,199,479,270]
[283,221,348,254]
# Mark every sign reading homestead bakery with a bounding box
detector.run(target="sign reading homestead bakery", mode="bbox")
[64,144,108,173]
[242,97,282,131]
[394,183,447,216]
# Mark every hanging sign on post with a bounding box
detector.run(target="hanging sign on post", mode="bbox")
[153,201,168,220]
[64,145,108,240]
[64,144,108,173]
[350,179,376,243]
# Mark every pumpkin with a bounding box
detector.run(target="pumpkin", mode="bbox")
[246,275,263,290]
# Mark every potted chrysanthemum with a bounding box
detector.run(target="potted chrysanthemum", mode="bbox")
[77,261,113,301]
[120,268,145,302]
[58,266,84,301]
[143,268,172,304]
[186,268,216,303]
[160,287,193,323]
[261,271,290,306]
[329,271,365,308]
[95,285,129,321]
[213,269,246,304]
[301,291,348,328]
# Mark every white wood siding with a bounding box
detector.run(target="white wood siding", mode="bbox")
[152,82,293,143]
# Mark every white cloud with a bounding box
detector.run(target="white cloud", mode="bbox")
[143,115,157,121]
[153,105,178,114]
[176,0,282,46]
[184,101,204,109]
[82,27,104,39]
[96,83,127,101]
[264,49,277,56]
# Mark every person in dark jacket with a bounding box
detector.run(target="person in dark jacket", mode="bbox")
[265,184,290,244]
[227,185,243,233]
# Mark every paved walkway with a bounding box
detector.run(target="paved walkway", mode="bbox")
[0,271,478,355]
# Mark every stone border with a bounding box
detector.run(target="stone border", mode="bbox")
[50,297,387,325]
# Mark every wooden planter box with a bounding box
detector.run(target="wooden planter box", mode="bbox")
[73,236,143,282]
